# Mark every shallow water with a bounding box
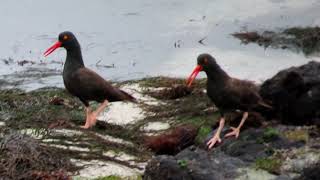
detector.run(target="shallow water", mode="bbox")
[0,0,320,90]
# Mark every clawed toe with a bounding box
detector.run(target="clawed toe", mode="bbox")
[207,136,222,149]
[80,125,90,129]
[224,127,240,138]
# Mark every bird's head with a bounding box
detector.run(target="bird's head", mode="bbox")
[186,53,217,87]
[44,31,79,57]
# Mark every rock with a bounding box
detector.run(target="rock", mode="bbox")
[260,61,320,125]
[295,162,320,180]
[143,155,192,180]
[144,148,246,180]
[237,167,277,180]
[217,128,269,162]
[144,126,318,179]
[281,151,320,173]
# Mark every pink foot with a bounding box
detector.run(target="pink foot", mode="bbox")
[224,127,240,138]
[207,135,222,149]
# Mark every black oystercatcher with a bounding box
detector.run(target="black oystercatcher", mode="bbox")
[187,54,271,149]
[44,31,136,129]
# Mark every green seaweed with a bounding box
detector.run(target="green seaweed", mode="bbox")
[262,127,279,142]
[255,157,282,174]
[195,125,212,144]
[178,159,188,169]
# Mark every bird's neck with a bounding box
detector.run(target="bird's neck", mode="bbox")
[205,65,230,86]
[64,46,85,73]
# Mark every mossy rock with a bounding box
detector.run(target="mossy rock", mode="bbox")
[195,125,212,144]
[255,157,282,174]
[262,128,280,142]
[177,159,188,169]
[284,129,309,142]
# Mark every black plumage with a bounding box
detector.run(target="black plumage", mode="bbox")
[44,31,136,128]
[187,53,271,149]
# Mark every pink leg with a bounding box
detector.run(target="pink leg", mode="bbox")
[207,117,225,149]
[225,111,248,138]
[88,100,109,127]
[80,107,92,129]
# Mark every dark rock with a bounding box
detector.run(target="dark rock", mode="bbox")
[271,138,305,149]
[276,175,293,180]
[260,61,320,125]
[294,162,320,180]
[143,155,192,180]
[204,127,305,161]
[144,147,245,180]
[217,128,268,162]
[144,126,314,179]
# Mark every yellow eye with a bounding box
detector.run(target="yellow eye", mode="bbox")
[63,35,68,40]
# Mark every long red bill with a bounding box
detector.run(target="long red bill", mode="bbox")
[186,65,203,87]
[44,41,62,57]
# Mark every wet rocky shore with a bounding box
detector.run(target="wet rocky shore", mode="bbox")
[1,25,320,179]
[0,60,319,179]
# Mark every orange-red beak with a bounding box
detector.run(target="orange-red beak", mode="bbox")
[187,65,203,87]
[44,41,62,57]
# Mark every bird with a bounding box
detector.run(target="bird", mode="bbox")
[187,53,272,149]
[44,31,136,129]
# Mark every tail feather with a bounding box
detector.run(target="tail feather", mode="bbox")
[120,90,138,103]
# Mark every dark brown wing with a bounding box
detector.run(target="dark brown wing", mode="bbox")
[68,68,136,104]
[225,78,262,110]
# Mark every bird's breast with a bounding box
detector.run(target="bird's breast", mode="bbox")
[62,70,79,96]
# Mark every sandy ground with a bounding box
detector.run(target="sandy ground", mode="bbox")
[72,159,141,179]
[143,122,170,132]
[97,84,155,125]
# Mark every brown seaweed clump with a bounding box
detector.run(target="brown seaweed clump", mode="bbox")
[149,84,192,100]
[233,27,320,55]
[232,31,272,46]
[0,133,75,180]
[144,124,198,155]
